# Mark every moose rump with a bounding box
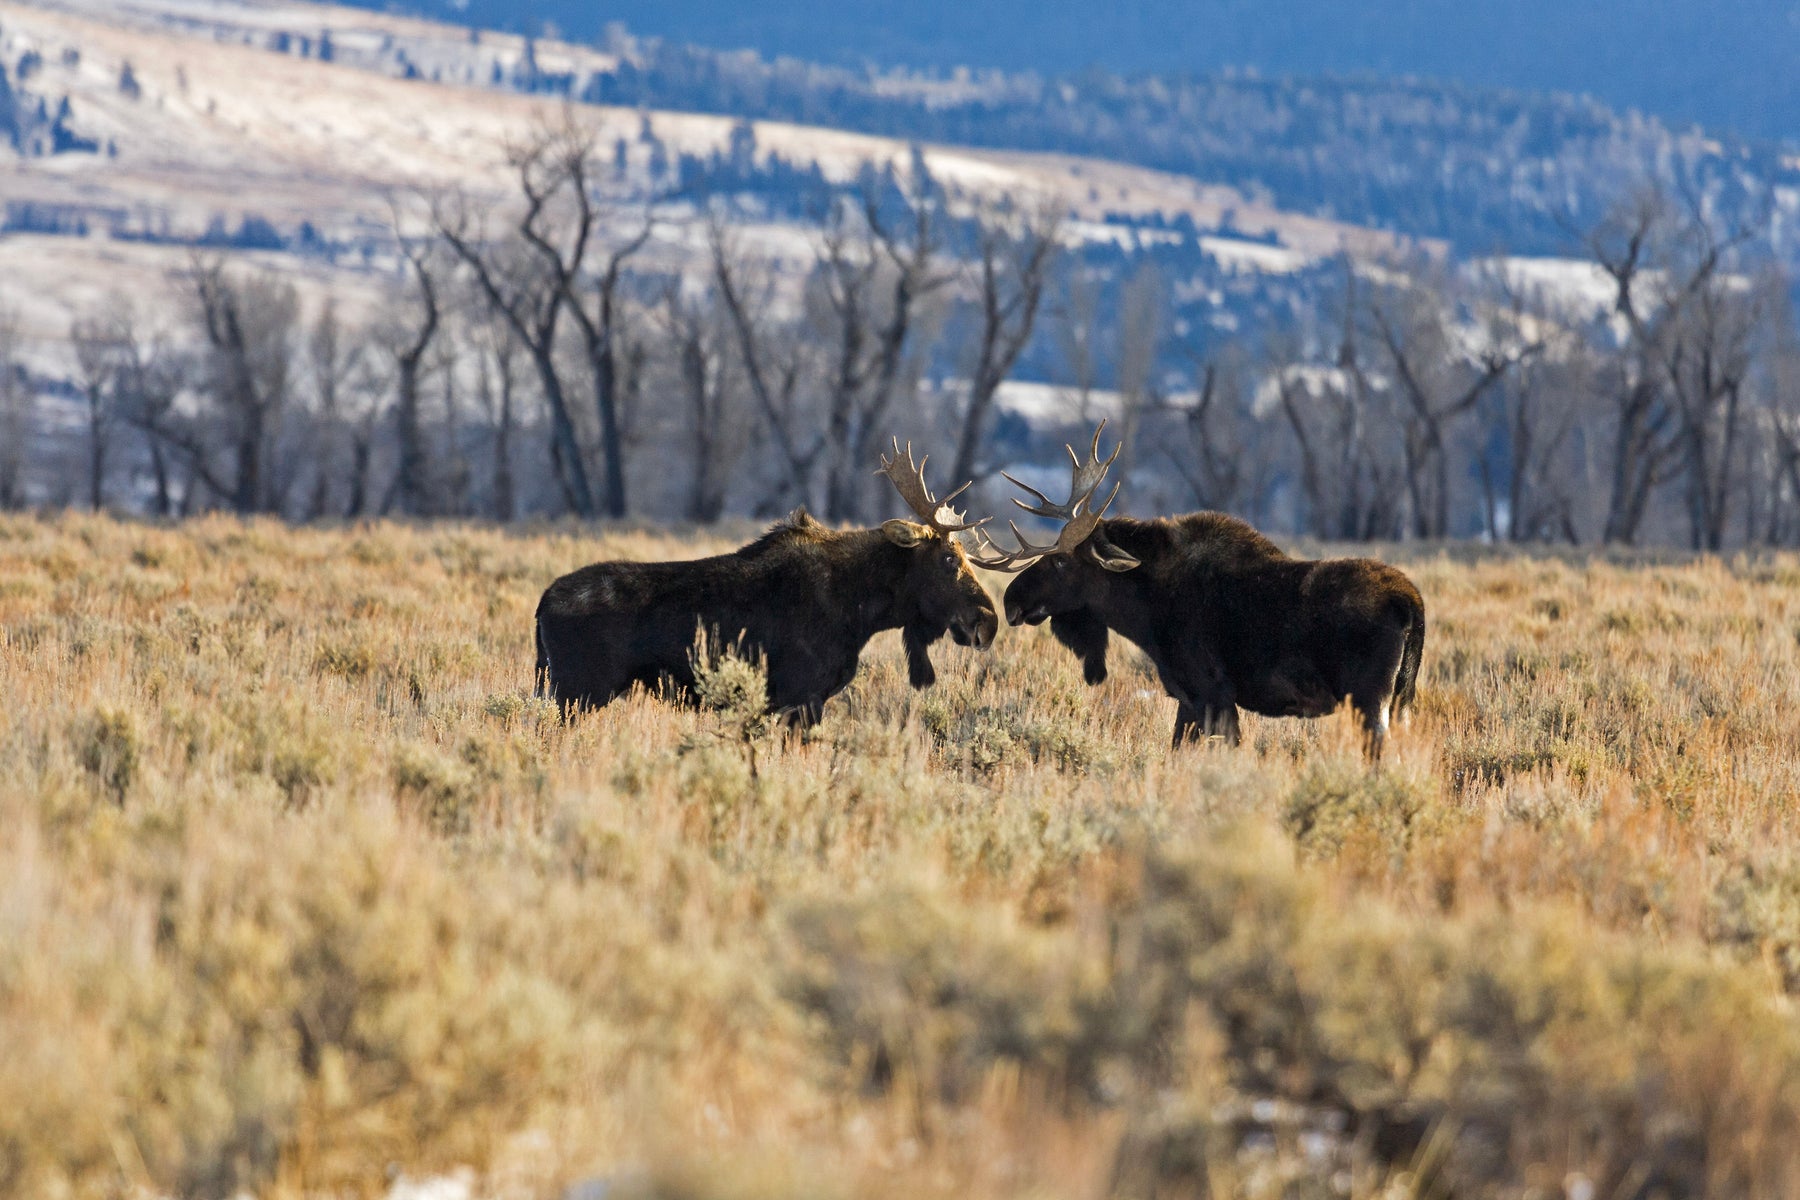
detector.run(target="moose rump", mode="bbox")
[1154,539,1425,744]
[535,553,803,711]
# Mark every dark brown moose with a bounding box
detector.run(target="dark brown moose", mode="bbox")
[973,423,1425,756]
[535,442,1000,725]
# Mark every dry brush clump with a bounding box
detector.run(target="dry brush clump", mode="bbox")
[5,513,1800,1198]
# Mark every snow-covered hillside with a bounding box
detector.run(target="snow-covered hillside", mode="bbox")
[0,0,1426,365]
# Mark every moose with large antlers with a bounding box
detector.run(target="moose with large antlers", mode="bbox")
[973,423,1425,757]
[535,442,999,725]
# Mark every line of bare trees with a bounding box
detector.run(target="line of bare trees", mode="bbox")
[1133,189,1800,549]
[11,120,1061,525]
[9,126,1800,550]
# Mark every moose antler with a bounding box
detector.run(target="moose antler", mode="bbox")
[876,439,990,537]
[967,421,1123,572]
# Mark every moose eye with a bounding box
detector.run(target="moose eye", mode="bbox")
[1052,557,1069,573]
[941,551,958,568]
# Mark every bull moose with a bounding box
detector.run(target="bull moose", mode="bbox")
[972,424,1425,756]
[535,442,999,725]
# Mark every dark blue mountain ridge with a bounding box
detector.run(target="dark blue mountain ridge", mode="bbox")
[357,0,1800,145]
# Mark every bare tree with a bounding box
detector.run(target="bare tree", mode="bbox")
[377,230,445,516]
[70,304,127,511]
[1587,191,1709,544]
[1111,260,1165,474]
[99,307,188,518]
[573,207,654,518]
[1051,265,1103,423]
[302,300,374,520]
[709,215,818,510]
[656,282,745,522]
[1666,264,1766,551]
[1750,288,1800,545]
[811,190,953,520]
[470,310,525,522]
[0,308,30,508]
[1473,288,1589,544]
[1364,265,1539,539]
[1157,346,1271,519]
[1273,299,1404,541]
[948,202,1060,486]
[177,259,300,514]
[436,168,594,516]
[437,116,654,519]
[487,118,654,518]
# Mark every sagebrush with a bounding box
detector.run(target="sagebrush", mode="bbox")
[4,513,1800,1199]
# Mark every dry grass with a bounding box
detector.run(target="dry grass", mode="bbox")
[5,513,1800,1199]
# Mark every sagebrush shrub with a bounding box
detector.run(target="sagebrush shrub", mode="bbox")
[4,516,1800,1199]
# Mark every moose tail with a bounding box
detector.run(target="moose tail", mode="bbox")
[1393,598,1425,717]
[533,617,550,699]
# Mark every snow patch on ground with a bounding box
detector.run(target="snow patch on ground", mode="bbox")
[1200,236,1310,274]
[1483,256,1618,319]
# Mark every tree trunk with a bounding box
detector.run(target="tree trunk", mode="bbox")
[492,359,515,523]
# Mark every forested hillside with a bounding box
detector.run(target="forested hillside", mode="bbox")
[370,0,1800,143]
[303,6,1800,260]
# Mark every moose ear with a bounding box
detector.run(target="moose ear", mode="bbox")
[1088,536,1141,572]
[881,519,930,547]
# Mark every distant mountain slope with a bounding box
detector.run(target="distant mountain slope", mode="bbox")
[23,0,1797,262]
[0,0,1406,359]
[370,0,1800,145]
[493,29,1800,261]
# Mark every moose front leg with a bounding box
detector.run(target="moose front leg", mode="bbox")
[1172,700,1240,748]
[1050,610,1110,685]
[763,646,841,730]
[775,700,827,731]
[1161,640,1238,749]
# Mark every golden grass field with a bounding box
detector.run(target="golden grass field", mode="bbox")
[6,513,1800,1199]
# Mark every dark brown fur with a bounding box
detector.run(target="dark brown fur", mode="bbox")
[535,510,999,725]
[1000,512,1424,754]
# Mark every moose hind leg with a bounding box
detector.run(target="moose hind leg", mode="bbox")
[1172,702,1240,749]
[1355,696,1390,760]
[1350,631,1409,761]
[552,680,623,721]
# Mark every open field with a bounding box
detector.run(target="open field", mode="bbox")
[6,513,1800,1198]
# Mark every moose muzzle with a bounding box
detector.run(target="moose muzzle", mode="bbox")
[952,608,1000,649]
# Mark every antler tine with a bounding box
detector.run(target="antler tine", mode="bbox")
[875,437,937,521]
[877,435,989,536]
[1010,420,1121,523]
[983,421,1128,566]
[1090,478,1123,521]
[1050,477,1122,554]
[1001,470,1066,519]
[935,508,992,534]
[1009,519,1063,556]
[936,479,990,531]
[966,521,1058,572]
[1062,419,1121,514]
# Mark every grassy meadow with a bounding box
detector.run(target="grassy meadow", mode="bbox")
[6,512,1800,1199]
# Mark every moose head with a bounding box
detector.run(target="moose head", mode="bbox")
[875,440,1000,679]
[970,421,1139,629]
